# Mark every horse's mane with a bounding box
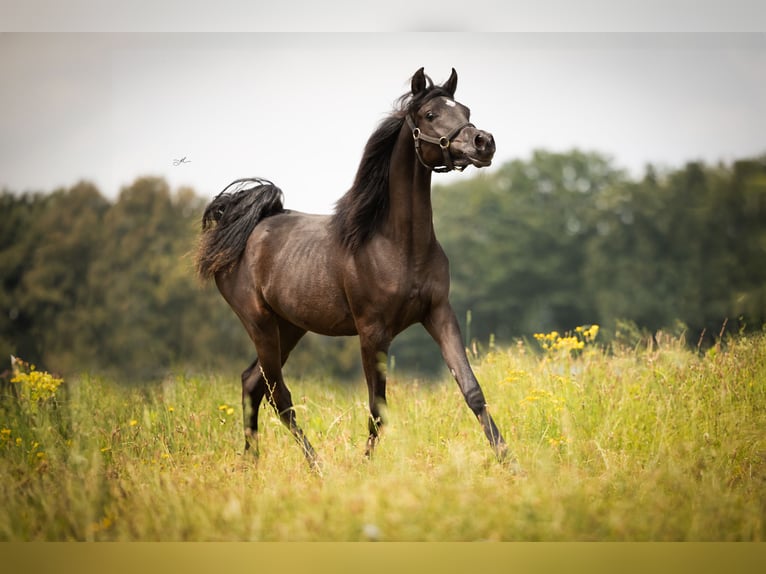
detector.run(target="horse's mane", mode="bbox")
[331,77,453,252]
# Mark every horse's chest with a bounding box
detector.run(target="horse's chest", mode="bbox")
[346,243,447,327]
[380,272,435,321]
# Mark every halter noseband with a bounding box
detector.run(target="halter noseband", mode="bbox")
[406,114,475,173]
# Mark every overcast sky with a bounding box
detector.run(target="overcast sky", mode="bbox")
[1,32,765,214]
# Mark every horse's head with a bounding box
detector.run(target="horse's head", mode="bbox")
[407,68,496,173]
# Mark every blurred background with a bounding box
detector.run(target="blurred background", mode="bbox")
[1,32,765,380]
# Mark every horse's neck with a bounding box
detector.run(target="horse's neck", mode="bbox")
[384,126,435,255]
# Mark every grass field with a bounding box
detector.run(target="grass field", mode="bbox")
[1,331,765,541]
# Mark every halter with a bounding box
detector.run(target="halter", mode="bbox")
[406,114,475,173]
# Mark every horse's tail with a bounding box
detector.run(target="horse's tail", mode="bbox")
[196,177,284,279]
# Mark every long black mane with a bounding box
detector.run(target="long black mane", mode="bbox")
[331,79,454,252]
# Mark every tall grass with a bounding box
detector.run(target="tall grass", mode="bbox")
[1,332,764,540]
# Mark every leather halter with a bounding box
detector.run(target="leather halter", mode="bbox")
[406,114,475,173]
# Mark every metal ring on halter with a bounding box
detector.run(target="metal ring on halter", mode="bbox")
[407,113,474,173]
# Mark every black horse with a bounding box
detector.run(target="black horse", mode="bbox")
[197,68,511,469]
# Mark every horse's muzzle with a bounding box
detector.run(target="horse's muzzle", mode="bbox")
[454,127,495,168]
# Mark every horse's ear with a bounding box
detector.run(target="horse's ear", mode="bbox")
[443,68,458,97]
[411,67,427,95]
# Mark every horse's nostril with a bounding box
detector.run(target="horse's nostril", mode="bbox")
[482,132,495,153]
[475,131,495,153]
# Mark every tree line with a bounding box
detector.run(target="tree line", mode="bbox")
[2,150,765,380]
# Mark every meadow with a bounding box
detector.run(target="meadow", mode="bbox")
[1,330,765,541]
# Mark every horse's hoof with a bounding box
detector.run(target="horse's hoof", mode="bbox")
[496,446,525,476]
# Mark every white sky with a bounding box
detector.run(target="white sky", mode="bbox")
[1,32,765,214]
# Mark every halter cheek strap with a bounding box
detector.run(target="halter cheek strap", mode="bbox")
[406,115,475,173]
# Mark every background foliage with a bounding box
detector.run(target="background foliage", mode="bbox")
[1,150,765,379]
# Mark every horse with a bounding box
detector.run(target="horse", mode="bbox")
[196,67,512,469]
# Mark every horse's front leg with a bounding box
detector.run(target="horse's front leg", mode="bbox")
[357,324,391,458]
[424,301,513,464]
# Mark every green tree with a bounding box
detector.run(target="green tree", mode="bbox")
[3,152,765,381]
[0,190,48,364]
[728,159,766,327]
[435,150,624,338]
[18,182,109,370]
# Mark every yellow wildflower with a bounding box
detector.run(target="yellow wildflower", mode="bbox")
[535,324,599,356]
[581,324,599,343]
[547,435,570,448]
[10,357,63,407]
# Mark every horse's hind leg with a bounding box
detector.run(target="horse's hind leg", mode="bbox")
[244,317,317,469]
[241,358,266,455]
[241,322,307,456]
[262,365,319,470]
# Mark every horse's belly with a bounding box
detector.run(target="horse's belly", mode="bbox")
[262,258,357,336]
[273,288,357,337]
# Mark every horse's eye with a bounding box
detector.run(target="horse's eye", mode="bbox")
[425,111,435,121]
